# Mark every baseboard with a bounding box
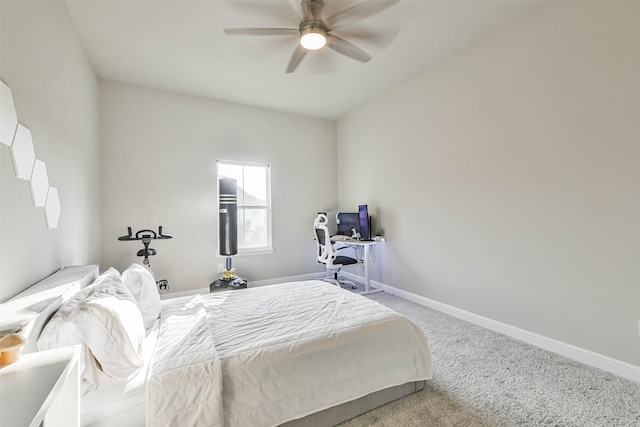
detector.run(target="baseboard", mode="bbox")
[160,287,206,299]
[342,272,640,384]
[249,272,323,287]
[160,272,324,300]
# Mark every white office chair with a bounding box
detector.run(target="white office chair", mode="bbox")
[313,214,358,289]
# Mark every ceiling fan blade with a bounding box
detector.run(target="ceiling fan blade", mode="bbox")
[325,0,399,30]
[286,44,307,73]
[224,28,299,36]
[329,27,400,54]
[326,34,371,63]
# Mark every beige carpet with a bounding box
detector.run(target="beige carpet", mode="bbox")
[338,291,640,427]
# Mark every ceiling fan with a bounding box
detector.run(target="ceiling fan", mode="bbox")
[224,0,399,73]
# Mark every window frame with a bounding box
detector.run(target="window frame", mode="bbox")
[216,160,273,257]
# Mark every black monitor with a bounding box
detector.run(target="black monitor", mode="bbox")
[336,212,359,236]
[358,204,372,240]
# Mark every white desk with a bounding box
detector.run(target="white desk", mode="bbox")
[331,237,383,294]
[0,346,80,427]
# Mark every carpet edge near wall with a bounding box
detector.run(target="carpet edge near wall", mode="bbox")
[340,272,640,384]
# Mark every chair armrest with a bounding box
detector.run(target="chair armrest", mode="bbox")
[334,246,352,254]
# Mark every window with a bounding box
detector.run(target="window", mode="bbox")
[217,160,272,255]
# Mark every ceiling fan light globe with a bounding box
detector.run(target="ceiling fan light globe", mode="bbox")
[300,31,326,50]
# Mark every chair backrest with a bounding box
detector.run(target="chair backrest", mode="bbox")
[313,214,333,264]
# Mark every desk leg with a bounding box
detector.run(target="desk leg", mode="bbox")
[364,244,371,293]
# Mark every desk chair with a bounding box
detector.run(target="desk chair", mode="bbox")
[314,214,358,290]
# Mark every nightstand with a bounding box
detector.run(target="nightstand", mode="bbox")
[0,345,80,427]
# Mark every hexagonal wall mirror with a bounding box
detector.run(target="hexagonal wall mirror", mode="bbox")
[45,187,60,229]
[1,80,18,146]
[10,124,36,180]
[30,159,50,207]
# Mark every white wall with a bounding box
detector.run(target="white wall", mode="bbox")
[337,2,640,366]
[100,80,336,293]
[0,0,101,302]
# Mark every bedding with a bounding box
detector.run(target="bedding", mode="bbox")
[121,263,162,330]
[36,268,122,342]
[82,320,160,427]
[147,294,223,426]
[146,280,432,427]
[27,269,431,427]
[73,282,145,380]
[38,267,146,392]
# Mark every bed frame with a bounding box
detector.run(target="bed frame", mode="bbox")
[282,380,425,426]
[1,265,425,426]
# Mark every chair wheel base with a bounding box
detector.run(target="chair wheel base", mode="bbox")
[321,278,357,290]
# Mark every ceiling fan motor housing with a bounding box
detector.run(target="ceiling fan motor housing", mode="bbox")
[300,0,327,33]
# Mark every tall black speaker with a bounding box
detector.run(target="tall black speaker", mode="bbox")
[219,177,238,256]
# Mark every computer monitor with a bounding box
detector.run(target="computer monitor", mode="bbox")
[358,204,372,240]
[336,212,359,236]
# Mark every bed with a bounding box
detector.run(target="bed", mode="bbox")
[0,265,432,427]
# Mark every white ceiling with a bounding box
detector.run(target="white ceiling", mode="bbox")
[65,0,542,120]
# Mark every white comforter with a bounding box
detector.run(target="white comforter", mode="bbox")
[147,281,432,427]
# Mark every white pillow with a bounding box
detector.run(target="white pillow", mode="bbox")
[121,263,161,330]
[37,267,120,351]
[72,285,145,380]
[38,268,145,391]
